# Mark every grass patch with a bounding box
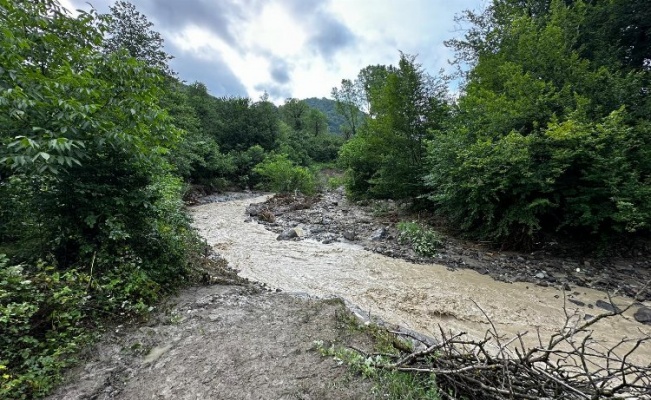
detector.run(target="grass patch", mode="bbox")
[317,310,441,399]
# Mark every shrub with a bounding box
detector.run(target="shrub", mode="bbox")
[0,256,92,399]
[397,221,442,257]
[253,154,316,195]
[425,109,651,247]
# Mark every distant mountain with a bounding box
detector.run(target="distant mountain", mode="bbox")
[303,97,348,135]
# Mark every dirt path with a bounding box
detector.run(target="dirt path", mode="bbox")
[47,285,377,400]
[191,193,651,363]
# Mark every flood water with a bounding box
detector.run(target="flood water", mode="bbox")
[190,195,651,362]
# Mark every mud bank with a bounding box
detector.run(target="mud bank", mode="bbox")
[47,285,377,400]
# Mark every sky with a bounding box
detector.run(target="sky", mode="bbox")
[60,0,484,103]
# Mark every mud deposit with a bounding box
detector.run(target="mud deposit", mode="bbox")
[47,285,376,400]
[191,193,651,362]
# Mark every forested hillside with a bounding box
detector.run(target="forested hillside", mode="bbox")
[303,97,365,137]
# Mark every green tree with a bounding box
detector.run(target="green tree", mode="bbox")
[303,97,351,135]
[103,1,174,75]
[304,108,329,136]
[0,2,196,396]
[331,79,365,139]
[280,98,309,131]
[162,81,234,186]
[212,96,279,152]
[426,0,651,247]
[339,53,449,198]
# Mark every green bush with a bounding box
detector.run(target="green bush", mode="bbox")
[229,145,267,188]
[0,256,92,399]
[426,109,651,247]
[0,2,202,397]
[397,221,442,257]
[253,154,316,194]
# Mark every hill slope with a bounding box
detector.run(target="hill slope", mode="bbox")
[303,97,347,135]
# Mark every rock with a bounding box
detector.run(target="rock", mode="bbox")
[584,314,594,321]
[595,299,621,313]
[634,307,651,325]
[276,228,303,240]
[246,203,264,216]
[343,231,356,241]
[535,272,546,279]
[568,299,585,307]
[259,210,276,223]
[369,227,388,241]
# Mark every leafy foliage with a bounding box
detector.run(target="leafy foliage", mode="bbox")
[0,257,91,399]
[338,53,449,199]
[303,97,362,136]
[397,222,442,257]
[103,0,174,75]
[253,154,316,195]
[0,1,200,397]
[425,0,651,247]
[331,80,366,139]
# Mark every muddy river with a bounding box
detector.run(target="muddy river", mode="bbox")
[190,195,651,362]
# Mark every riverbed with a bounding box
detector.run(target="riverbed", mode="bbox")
[190,194,651,363]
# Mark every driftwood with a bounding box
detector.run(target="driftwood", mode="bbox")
[354,286,651,399]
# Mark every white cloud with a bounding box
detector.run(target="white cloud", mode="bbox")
[59,0,484,103]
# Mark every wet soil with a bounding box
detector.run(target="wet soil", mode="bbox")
[47,284,379,400]
[248,188,651,302]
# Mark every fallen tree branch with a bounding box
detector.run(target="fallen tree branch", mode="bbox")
[348,282,651,399]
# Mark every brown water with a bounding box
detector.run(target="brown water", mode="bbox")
[190,195,651,362]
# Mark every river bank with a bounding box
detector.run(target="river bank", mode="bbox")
[192,192,650,359]
[47,191,651,399]
[46,283,384,399]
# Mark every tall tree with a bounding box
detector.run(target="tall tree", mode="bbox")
[425,0,651,246]
[103,1,174,75]
[304,108,329,136]
[280,98,309,131]
[0,2,195,395]
[331,79,365,139]
[339,53,449,198]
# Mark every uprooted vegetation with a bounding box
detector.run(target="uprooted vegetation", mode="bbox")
[322,288,651,400]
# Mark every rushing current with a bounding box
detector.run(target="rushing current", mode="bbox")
[190,195,651,363]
